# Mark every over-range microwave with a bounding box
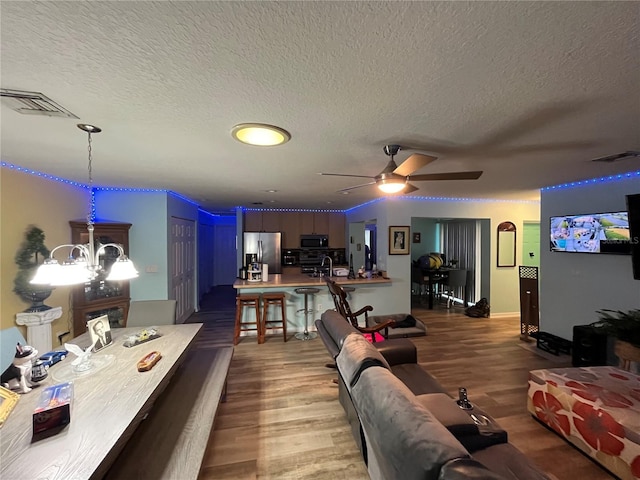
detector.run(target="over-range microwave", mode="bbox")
[300,234,329,249]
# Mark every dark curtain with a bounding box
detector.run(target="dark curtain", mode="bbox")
[440,220,478,303]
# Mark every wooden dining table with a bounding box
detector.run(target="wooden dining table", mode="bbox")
[0,323,202,480]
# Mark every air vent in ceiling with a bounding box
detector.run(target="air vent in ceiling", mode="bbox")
[0,88,78,118]
[591,151,640,163]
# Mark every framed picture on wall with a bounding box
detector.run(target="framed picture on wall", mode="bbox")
[413,232,421,243]
[389,226,410,255]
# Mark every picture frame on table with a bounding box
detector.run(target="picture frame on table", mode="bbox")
[0,385,20,428]
[389,226,410,255]
[87,315,113,352]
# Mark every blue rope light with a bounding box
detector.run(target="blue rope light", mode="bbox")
[541,170,640,191]
[198,208,221,218]
[5,161,564,216]
[241,207,344,213]
[1,161,90,188]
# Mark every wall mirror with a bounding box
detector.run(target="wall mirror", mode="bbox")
[497,221,516,267]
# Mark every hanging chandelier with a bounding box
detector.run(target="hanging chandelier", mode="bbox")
[31,124,138,286]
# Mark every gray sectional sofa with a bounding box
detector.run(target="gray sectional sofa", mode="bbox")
[316,310,554,480]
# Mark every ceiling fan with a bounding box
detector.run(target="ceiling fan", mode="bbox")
[319,144,483,194]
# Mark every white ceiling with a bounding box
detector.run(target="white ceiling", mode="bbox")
[1,1,639,213]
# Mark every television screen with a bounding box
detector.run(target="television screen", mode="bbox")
[550,211,631,254]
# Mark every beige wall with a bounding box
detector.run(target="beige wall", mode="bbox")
[1,168,88,340]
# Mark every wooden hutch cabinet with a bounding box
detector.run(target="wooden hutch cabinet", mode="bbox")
[69,221,132,336]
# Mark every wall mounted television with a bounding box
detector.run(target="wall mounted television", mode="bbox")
[550,211,631,254]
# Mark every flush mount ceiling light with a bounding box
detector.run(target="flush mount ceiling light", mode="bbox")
[231,123,291,146]
[31,124,138,286]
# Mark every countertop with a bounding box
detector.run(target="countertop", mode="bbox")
[233,273,392,289]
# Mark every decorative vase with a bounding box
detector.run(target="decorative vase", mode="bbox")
[19,289,53,313]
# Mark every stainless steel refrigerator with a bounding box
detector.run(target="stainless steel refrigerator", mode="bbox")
[243,232,282,274]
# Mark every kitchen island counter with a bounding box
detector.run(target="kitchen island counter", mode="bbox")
[233,273,391,290]
[232,274,393,336]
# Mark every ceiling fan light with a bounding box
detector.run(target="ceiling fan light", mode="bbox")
[231,123,291,146]
[378,182,406,193]
[377,173,407,194]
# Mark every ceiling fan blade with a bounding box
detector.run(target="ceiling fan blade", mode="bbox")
[403,183,419,194]
[337,181,377,193]
[410,171,483,181]
[319,172,376,179]
[393,153,437,176]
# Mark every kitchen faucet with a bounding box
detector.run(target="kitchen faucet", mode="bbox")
[321,255,333,277]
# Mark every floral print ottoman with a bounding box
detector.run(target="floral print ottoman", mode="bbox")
[528,366,640,479]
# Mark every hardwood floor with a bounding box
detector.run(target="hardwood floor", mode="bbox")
[192,287,614,479]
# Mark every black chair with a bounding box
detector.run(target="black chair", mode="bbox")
[441,269,469,308]
[411,266,429,305]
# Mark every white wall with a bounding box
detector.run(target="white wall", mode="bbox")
[540,176,640,341]
[410,218,440,262]
[95,190,169,299]
[347,196,541,316]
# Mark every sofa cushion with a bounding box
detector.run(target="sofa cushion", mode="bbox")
[374,338,417,366]
[352,367,470,480]
[315,319,340,359]
[472,443,553,480]
[321,309,359,349]
[439,458,507,480]
[390,363,449,396]
[416,393,479,437]
[336,334,390,390]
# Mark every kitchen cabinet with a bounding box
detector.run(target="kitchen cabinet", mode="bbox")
[69,221,132,336]
[244,211,262,232]
[243,210,346,249]
[262,211,281,232]
[328,212,346,248]
[281,212,301,248]
[244,211,281,232]
[300,211,329,235]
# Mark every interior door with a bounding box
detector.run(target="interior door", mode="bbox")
[170,217,196,323]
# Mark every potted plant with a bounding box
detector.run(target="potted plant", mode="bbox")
[591,309,640,369]
[13,226,53,312]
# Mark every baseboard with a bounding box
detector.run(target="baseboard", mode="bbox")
[489,311,520,318]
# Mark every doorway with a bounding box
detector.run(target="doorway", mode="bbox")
[365,223,377,270]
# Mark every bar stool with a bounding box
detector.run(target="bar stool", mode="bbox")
[294,287,319,341]
[261,292,287,343]
[234,294,262,345]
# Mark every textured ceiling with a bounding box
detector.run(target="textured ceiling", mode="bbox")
[1,1,639,212]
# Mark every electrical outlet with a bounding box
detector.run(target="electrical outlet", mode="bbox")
[317,303,323,312]
[56,331,70,345]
